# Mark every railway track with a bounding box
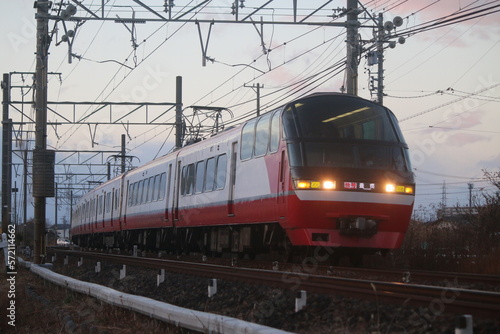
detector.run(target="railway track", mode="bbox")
[49,248,500,319]
[321,265,500,286]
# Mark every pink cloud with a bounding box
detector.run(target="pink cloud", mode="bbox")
[433,107,489,130]
[445,132,487,146]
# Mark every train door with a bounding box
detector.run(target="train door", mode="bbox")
[164,163,173,225]
[228,141,237,216]
[122,180,129,227]
[278,149,287,218]
[173,160,181,222]
[110,188,115,228]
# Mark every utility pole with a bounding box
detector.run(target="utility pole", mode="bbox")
[468,183,474,207]
[175,76,183,149]
[23,150,28,227]
[376,13,385,105]
[244,83,263,116]
[121,134,126,174]
[33,0,55,264]
[368,13,405,104]
[345,0,359,96]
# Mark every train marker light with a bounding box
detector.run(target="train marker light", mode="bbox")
[296,180,311,189]
[386,183,414,194]
[294,180,336,190]
[396,185,405,193]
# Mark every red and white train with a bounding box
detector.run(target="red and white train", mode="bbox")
[71,93,415,261]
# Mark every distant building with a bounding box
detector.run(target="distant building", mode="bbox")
[436,206,478,223]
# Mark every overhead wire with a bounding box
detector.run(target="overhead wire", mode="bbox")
[54,1,212,150]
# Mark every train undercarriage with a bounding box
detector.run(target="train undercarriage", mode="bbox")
[72,223,381,265]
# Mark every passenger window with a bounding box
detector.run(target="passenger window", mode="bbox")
[182,164,195,195]
[153,174,160,200]
[98,195,103,214]
[128,183,134,207]
[215,154,227,190]
[254,114,271,157]
[204,157,216,192]
[136,180,143,205]
[195,161,205,194]
[143,178,150,202]
[141,180,147,204]
[240,119,256,160]
[269,110,281,152]
[158,172,166,200]
[148,176,155,201]
[181,167,187,195]
[115,189,120,210]
[106,192,111,213]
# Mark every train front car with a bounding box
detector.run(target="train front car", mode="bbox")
[281,93,414,259]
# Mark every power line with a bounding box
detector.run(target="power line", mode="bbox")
[399,82,500,122]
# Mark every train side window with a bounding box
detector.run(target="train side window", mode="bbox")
[215,154,227,190]
[133,182,137,206]
[138,180,144,204]
[158,172,166,200]
[106,192,111,213]
[254,113,271,157]
[185,164,195,195]
[136,180,143,205]
[147,176,155,201]
[204,157,216,192]
[195,161,205,194]
[181,166,187,195]
[269,109,281,153]
[114,189,120,210]
[143,177,150,202]
[129,182,136,206]
[240,119,256,160]
[152,174,161,200]
[98,195,103,215]
[142,179,148,203]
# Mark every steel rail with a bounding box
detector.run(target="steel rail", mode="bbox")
[50,249,500,319]
[329,265,500,286]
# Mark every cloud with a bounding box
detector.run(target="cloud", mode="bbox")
[478,153,500,170]
[387,0,500,45]
[445,132,488,146]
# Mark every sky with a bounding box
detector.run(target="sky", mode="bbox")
[1,0,499,225]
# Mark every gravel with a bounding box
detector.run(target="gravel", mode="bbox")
[49,257,500,334]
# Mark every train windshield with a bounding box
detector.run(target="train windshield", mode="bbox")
[283,94,411,171]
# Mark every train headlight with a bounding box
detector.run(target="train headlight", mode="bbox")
[294,179,336,190]
[323,181,336,190]
[385,184,396,192]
